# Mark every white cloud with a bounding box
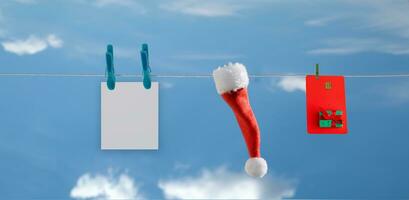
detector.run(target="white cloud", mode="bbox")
[47,34,63,48]
[160,0,244,17]
[304,17,337,27]
[1,34,63,55]
[305,1,409,56]
[2,36,47,55]
[350,0,409,39]
[302,1,409,38]
[307,38,409,56]
[277,76,306,93]
[94,0,136,7]
[70,172,144,200]
[158,167,296,199]
[308,47,361,55]
[309,38,376,55]
[91,0,146,13]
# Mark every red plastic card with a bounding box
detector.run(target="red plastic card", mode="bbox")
[306,75,348,134]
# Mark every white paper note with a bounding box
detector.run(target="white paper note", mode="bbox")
[101,82,158,150]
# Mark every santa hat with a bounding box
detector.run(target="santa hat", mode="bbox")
[213,62,268,178]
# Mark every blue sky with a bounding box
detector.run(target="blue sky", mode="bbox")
[1,0,409,199]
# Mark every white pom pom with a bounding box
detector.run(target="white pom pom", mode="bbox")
[213,62,249,94]
[245,157,268,178]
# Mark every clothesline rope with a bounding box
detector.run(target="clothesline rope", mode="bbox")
[0,73,409,78]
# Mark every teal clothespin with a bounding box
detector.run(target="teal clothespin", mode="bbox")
[315,63,319,79]
[140,43,151,89]
[106,44,116,90]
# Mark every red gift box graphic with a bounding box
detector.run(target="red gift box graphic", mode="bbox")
[319,109,344,128]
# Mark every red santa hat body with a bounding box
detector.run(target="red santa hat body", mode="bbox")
[213,62,268,178]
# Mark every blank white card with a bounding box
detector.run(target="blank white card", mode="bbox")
[101,82,158,150]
